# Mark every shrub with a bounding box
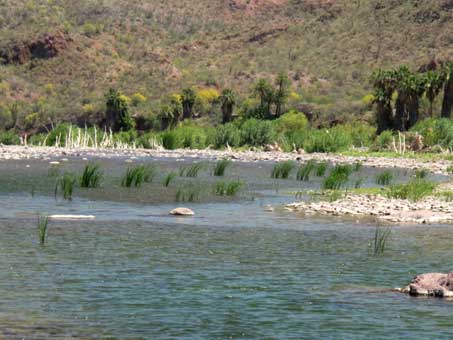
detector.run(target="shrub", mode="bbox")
[131,93,147,106]
[213,123,241,148]
[275,110,308,133]
[160,124,212,150]
[240,119,276,147]
[303,128,353,153]
[387,179,437,202]
[373,130,394,151]
[0,130,20,145]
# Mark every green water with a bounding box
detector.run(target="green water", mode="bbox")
[0,157,452,339]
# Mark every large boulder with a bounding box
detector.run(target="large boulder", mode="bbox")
[400,272,453,298]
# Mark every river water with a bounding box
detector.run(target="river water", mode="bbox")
[0,156,452,339]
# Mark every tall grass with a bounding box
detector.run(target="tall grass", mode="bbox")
[297,160,316,181]
[323,164,352,190]
[376,170,393,186]
[163,172,177,187]
[175,185,201,202]
[214,181,243,196]
[271,161,295,179]
[121,165,155,187]
[54,173,76,200]
[213,159,232,177]
[415,168,429,179]
[387,179,437,202]
[37,214,49,245]
[315,161,328,177]
[370,227,391,256]
[180,163,205,177]
[80,163,103,188]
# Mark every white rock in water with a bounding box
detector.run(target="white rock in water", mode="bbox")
[49,161,60,165]
[169,208,195,216]
[49,215,96,220]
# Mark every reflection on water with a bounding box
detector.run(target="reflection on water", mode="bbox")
[0,157,452,339]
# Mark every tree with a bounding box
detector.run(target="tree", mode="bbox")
[105,88,134,132]
[181,88,196,120]
[159,94,182,130]
[424,70,445,117]
[441,62,453,119]
[253,79,274,119]
[219,89,236,124]
[274,73,290,118]
[371,69,396,134]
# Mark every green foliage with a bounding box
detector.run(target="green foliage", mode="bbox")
[55,173,76,200]
[0,130,20,145]
[376,170,393,186]
[80,163,103,188]
[163,172,177,187]
[315,161,328,177]
[160,124,213,150]
[240,119,276,147]
[213,159,232,176]
[387,179,437,202]
[323,164,353,190]
[271,161,295,179]
[370,227,391,256]
[175,185,201,202]
[214,180,243,196]
[411,118,453,149]
[297,160,316,181]
[121,165,155,187]
[415,168,429,179]
[106,88,134,132]
[303,128,353,153]
[373,130,394,151]
[275,110,308,133]
[180,162,205,177]
[37,214,49,245]
[213,123,241,148]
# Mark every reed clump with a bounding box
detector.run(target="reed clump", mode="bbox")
[213,159,232,177]
[54,173,76,200]
[121,165,155,187]
[80,163,103,188]
[163,172,177,187]
[297,160,316,181]
[315,161,328,177]
[271,161,295,179]
[214,180,243,196]
[37,214,49,245]
[370,227,391,255]
[180,163,205,177]
[323,164,352,190]
[376,170,393,186]
[415,168,429,179]
[175,185,201,202]
[387,179,437,202]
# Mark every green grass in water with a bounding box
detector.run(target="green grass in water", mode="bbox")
[376,170,394,186]
[415,168,429,179]
[315,161,328,177]
[121,164,155,187]
[297,160,316,181]
[213,159,232,177]
[175,185,201,202]
[180,163,205,177]
[37,214,49,245]
[80,163,103,188]
[271,161,295,179]
[369,227,391,256]
[214,180,243,196]
[323,164,353,190]
[163,172,177,187]
[54,173,76,200]
[387,179,437,202]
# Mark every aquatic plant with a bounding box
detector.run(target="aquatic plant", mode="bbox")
[214,180,243,196]
[37,214,49,245]
[175,186,201,202]
[179,162,205,177]
[353,161,363,172]
[80,163,103,188]
[370,227,391,256]
[323,164,352,190]
[48,165,61,177]
[297,160,316,181]
[415,168,429,179]
[121,165,155,187]
[271,161,295,179]
[163,172,177,187]
[387,179,437,202]
[54,173,76,200]
[213,159,232,177]
[315,161,328,177]
[376,170,394,186]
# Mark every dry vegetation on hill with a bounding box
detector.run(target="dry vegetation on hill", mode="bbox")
[0,0,452,129]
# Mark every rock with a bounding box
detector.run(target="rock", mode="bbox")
[401,272,453,298]
[49,215,95,220]
[169,207,194,216]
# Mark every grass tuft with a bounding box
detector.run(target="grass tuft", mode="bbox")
[214,180,243,196]
[370,227,391,256]
[213,159,232,177]
[180,163,205,177]
[376,170,393,186]
[323,164,352,190]
[271,161,295,179]
[37,213,49,245]
[387,179,437,202]
[121,165,155,187]
[55,173,76,200]
[297,160,316,181]
[415,168,429,179]
[175,185,201,202]
[163,172,177,187]
[315,161,328,177]
[80,163,103,188]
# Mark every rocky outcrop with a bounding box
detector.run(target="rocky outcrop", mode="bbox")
[399,272,453,298]
[0,32,71,65]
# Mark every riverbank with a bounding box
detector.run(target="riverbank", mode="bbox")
[0,145,451,175]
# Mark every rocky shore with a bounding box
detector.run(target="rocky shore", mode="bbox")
[0,145,451,175]
[286,191,453,224]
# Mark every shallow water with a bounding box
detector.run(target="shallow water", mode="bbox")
[0,156,452,339]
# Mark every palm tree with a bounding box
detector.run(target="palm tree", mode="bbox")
[159,95,182,129]
[219,89,236,124]
[371,69,396,134]
[253,79,274,119]
[441,62,453,119]
[274,73,290,118]
[424,70,445,117]
[181,88,196,120]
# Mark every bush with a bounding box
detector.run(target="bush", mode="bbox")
[303,128,353,153]
[0,130,20,145]
[275,110,308,133]
[411,118,453,149]
[387,179,437,202]
[240,119,276,147]
[44,123,72,146]
[213,123,241,149]
[373,130,394,151]
[160,124,213,150]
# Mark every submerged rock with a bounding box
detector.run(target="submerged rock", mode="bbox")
[400,272,453,298]
[169,207,194,216]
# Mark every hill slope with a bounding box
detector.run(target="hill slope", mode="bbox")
[0,0,452,128]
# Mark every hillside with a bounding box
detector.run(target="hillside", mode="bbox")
[0,0,452,130]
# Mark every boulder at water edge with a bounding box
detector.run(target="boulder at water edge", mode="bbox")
[399,272,453,298]
[169,207,195,216]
